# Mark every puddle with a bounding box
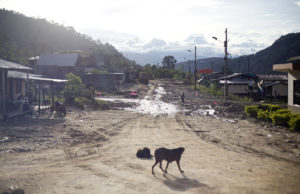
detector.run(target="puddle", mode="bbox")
[0,136,9,142]
[96,86,178,116]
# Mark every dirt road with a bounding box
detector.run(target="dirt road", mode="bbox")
[1,80,300,193]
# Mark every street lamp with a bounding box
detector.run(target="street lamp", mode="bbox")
[188,46,197,90]
[212,28,229,100]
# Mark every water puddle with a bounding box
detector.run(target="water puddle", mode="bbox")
[97,86,178,116]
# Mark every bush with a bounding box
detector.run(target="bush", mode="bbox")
[257,104,280,111]
[288,114,300,131]
[64,73,85,99]
[275,109,291,114]
[257,109,271,122]
[245,105,258,117]
[270,109,291,126]
[74,97,92,107]
[196,84,223,97]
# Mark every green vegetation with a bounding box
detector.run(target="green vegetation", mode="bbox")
[143,64,187,80]
[270,109,291,127]
[245,104,300,131]
[245,105,259,117]
[228,94,253,102]
[195,84,223,96]
[90,69,108,75]
[0,9,137,69]
[63,73,85,100]
[162,55,177,69]
[257,109,271,122]
[288,114,300,131]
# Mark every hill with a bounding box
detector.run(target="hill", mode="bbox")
[177,32,300,74]
[0,9,137,69]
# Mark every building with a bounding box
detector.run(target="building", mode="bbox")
[214,73,258,95]
[1,58,67,120]
[257,74,288,97]
[36,53,84,79]
[82,73,126,91]
[273,56,300,113]
[1,58,31,120]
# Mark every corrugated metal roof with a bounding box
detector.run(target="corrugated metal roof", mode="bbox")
[217,73,257,80]
[0,58,31,70]
[219,80,255,84]
[265,81,288,87]
[257,74,287,81]
[8,71,67,83]
[37,53,79,67]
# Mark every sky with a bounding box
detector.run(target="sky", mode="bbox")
[1,0,300,63]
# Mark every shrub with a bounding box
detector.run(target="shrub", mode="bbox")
[90,69,108,75]
[257,109,271,122]
[74,97,92,107]
[275,109,291,114]
[245,105,258,117]
[288,114,300,131]
[268,105,281,112]
[257,104,280,112]
[270,109,291,126]
[64,73,85,99]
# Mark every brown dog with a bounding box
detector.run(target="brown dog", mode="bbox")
[152,147,185,174]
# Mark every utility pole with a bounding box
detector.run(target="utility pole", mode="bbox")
[188,60,191,75]
[238,58,241,73]
[247,56,250,73]
[224,28,228,100]
[194,46,197,90]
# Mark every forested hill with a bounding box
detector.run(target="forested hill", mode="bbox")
[177,32,300,74]
[0,9,137,68]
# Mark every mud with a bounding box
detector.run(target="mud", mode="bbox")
[0,79,299,194]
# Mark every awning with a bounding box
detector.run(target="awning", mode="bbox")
[0,58,31,70]
[8,71,67,83]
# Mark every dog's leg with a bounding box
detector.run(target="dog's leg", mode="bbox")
[176,160,184,173]
[152,161,158,174]
[164,162,169,173]
[159,161,165,172]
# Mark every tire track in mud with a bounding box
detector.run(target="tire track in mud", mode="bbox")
[63,115,140,161]
[175,114,300,165]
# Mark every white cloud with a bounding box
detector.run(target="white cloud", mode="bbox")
[295,1,300,6]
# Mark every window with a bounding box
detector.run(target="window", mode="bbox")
[294,80,300,105]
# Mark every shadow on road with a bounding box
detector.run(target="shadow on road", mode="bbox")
[154,172,209,192]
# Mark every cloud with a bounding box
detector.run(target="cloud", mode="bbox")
[231,40,266,48]
[295,1,300,6]
[185,35,208,45]
[143,39,166,49]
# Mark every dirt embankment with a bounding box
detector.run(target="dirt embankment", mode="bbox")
[0,79,299,194]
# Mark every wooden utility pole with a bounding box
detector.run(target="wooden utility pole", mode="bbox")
[194,46,197,90]
[1,70,6,118]
[224,28,228,100]
[247,56,250,73]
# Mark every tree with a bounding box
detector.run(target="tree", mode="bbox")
[63,72,85,99]
[162,55,177,69]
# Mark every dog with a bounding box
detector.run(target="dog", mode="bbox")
[152,147,185,174]
[136,147,152,159]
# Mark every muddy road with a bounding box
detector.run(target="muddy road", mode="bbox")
[0,80,300,194]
